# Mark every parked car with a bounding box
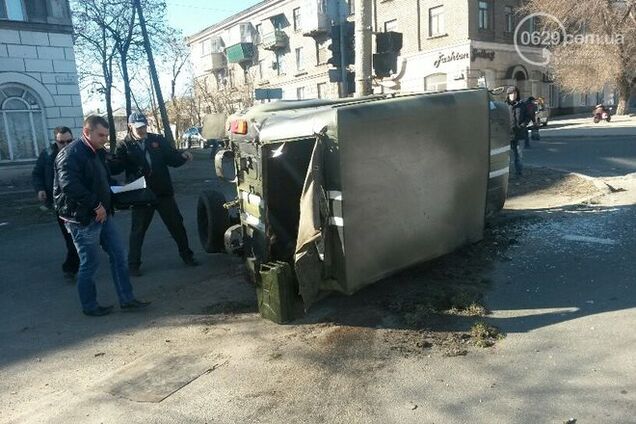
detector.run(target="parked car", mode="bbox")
[181,126,205,149]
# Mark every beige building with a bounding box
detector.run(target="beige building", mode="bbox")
[188,0,613,114]
[0,0,83,163]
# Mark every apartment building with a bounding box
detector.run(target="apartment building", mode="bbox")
[188,0,612,113]
[0,0,83,163]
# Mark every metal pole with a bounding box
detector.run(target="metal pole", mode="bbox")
[354,0,372,97]
[340,17,347,96]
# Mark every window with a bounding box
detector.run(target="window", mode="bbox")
[316,39,329,65]
[201,39,211,56]
[255,24,263,43]
[271,15,285,30]
[295,47,304,71]
[346,0,354,15]
[528,16,536,34]
[317,82,327,99]
[0,84,47,161]
[296,86,305,100]
[319,0,327,13]
[275,51,286,75]
[504,6,514,33]
[384,19,397,33]
[0,0,25,21]
[293,7,301,31]
[424,73,447,92]
[478,1,490,30]
[429,6,444,37]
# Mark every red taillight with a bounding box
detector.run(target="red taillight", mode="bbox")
[231,120,248,135]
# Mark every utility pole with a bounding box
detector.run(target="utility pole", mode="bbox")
[354,0,372,97]
[132,0,175,146]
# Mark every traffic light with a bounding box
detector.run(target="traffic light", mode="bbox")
[373,31,403,78]
[327,21,355,79]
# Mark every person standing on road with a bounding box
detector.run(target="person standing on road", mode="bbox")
[54,115,150,317]
[32,126,79,280]
[506,86,526,176]
[111,112,198,276]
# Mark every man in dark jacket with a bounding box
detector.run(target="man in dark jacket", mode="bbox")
[111,112,198,276]
[505,86,526,176]
[32,126,79,280]
[54,115,150,317]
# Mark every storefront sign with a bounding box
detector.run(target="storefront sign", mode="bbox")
[433,50,470,68]
[471,48,496,62]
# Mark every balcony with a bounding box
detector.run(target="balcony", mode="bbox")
[301,0,330,36]
[225,43,256,64]
[203,52,226,72]
[261,30,289,50]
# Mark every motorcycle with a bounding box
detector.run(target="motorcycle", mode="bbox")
[593,104,612,123]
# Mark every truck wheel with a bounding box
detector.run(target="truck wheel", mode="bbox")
[197,190,230,253]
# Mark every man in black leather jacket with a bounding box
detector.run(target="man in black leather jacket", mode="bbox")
[111,112,198,276]
[54,115,149,317]
[32,126,79,280]
[505,86,526,176]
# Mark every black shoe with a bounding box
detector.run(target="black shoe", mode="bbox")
[129,267,143,277]
[183,257,199,267]
[120,299,151,312]
[63,272,76,282]
[83,305,114,317]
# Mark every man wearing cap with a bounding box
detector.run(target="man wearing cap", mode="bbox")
[32,126,79,280]
[111,111,198,276]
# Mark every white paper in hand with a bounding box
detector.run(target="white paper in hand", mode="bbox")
[111,176,147,194]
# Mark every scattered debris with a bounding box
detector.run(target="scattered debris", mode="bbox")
[94,352,105,357]
[563,418,577,424]
[604,182,627,193]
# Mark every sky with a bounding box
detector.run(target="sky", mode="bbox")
[165,0,264,37]
[83,0,263,113]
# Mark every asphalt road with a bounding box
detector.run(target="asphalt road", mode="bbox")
[525,133,636,177]
[1,146,635,423]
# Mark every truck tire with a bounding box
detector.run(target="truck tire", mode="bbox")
[197,190,230,253]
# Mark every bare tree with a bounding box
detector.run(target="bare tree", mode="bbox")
[72,0,125,148]
[193,65,257,116]
[158,29,191,139]
[523,0,636,114]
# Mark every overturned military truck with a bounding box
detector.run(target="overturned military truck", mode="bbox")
[197,88,511,323]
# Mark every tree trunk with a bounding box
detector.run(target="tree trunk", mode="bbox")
[616,76,631,115]
[134,0,175,146]
[104,80,117,150]
[121,54,132,117]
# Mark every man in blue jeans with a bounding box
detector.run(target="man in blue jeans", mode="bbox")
[54,115,150,317]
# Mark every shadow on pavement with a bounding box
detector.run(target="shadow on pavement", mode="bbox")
[1,147,634,369]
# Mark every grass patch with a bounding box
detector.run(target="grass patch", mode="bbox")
[470,321,505,348]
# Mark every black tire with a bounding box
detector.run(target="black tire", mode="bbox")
[541,119,548,127]
[197,190,230,253]
[593,116,600,124]
[607,115,611,122]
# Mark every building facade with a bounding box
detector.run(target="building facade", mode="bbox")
[188,0,613,113]
[0,0,83,163]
